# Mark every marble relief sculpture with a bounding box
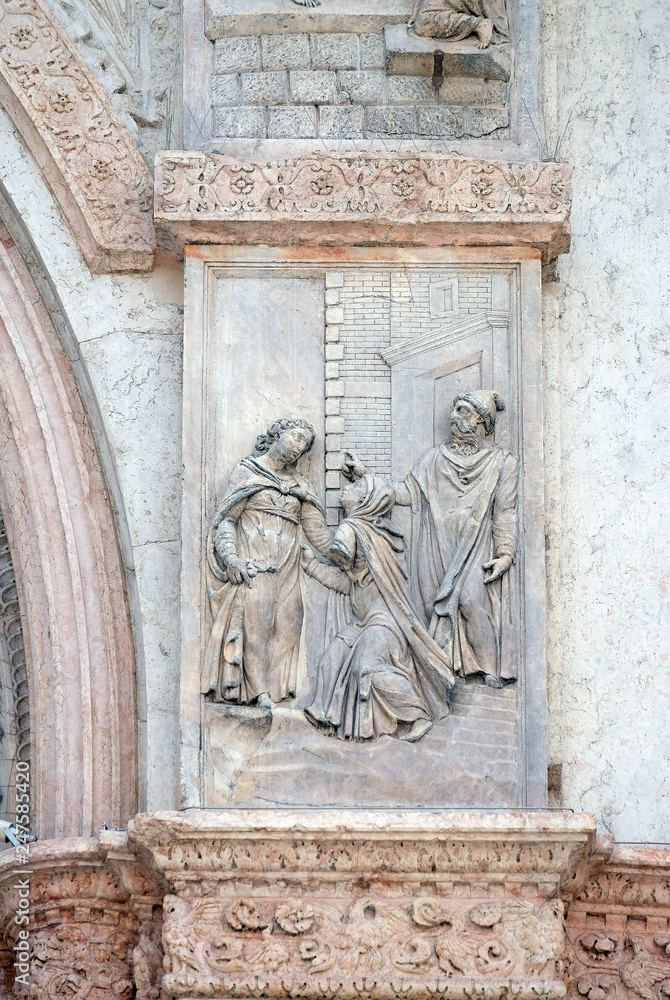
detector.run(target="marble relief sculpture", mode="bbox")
[203,418,327,707]
[203,391,516,738]
[345,390,518,690]
[301,474,454,742]
[408,0,510,48]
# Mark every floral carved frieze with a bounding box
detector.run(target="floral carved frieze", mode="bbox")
[130,811,596,1000]
[154,152,572,262]
[0,0,154,272]
[161,892,568,1000]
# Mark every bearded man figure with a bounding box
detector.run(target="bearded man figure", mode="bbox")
[408,0,510,48]
[344,390,518,689]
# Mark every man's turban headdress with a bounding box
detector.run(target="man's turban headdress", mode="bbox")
[454,390,505,435]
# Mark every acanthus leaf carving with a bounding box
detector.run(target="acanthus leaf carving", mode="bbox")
[153,151,572,262]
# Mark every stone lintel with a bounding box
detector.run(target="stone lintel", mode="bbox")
[129,809,597,890]
[384,24,512,80]
[205,0,411,38]
[154,151,572,263]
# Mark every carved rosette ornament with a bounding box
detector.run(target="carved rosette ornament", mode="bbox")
[0,0,154,272]
[154,152,572,262]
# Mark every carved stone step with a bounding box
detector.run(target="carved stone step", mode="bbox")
[385,23,512,80]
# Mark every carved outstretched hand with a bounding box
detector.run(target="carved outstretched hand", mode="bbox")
[226,555,257,587]
[300,544,316,572]
[342,450,368,481]
[483,555,513,584]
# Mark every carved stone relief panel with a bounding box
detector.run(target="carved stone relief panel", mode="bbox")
[184,0,541,158]
[181,245,546,810]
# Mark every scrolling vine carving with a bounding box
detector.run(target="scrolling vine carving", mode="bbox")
[0,0,154,272]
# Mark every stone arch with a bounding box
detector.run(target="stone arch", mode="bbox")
[0,0,154,273]
[0,221,137,839]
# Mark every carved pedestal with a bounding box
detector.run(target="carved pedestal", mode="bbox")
[129,809,596,1000]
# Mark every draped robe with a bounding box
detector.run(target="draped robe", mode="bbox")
[203,456,324,704]
[404,444,518,682]
[304,482,454,740]
[409,0,510,44]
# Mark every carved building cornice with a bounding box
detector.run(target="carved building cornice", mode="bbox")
[0,823,668,1000]
[128,810,596,1000]
[154,151,572,262]
[0,0,154,272]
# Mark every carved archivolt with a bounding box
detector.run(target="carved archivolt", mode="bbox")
[0,513,29,766]
[0,0,154,272]
[155,151,572,261]
[0,224,137,837]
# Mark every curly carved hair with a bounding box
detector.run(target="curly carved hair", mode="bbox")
[254,418,316,455]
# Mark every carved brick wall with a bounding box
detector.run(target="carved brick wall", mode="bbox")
[210,30,509,142]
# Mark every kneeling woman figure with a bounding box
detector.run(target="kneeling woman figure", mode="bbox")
[303,474,454,742]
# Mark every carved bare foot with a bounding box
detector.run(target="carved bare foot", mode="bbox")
[474,19,493,48]
[257,692,273,709]
[292,0,321,6]
[484,674,504,689]
[400,718,433,742]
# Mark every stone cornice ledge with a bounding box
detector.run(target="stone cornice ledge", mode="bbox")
[130,809,597,893]
[155,151,572,263]
[0,0,154,272]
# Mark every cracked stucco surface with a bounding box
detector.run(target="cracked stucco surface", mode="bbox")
[541,0,670,839]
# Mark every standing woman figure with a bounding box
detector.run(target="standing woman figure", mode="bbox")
[202,418,326,708]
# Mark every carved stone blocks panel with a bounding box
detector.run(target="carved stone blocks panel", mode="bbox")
[184,0,542,157]
[180,245,546,810]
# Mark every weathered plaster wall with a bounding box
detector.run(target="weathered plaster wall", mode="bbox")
[0,105,184,813]
[541,0,670,839]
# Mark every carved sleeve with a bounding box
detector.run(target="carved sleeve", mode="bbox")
[213,501,245,563]
[301,502,335,556]
[329,522,356,571]
[393,478,412,505]
[301,555,351,595]
[492,454,518,560]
